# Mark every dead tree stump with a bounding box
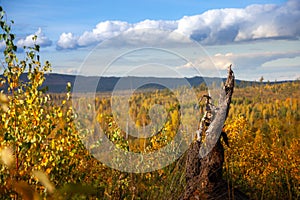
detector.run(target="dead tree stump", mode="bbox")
[180,65,248,200]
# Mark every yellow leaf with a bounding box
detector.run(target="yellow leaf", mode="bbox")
[51,140,55,149]
[45,168,52,174]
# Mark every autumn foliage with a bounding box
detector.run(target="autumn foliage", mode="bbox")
[0,6,299,199]
[224,83,300,199]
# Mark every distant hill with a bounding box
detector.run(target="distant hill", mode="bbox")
[43,74,233,93]
[0,73,292,93]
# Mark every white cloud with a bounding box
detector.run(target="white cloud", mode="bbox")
[57,67,78,74]
[57,32,78,49]
[173,49,300,73]
[134,19,177,30]
[61,20,178,49]
[176,0,300,44]
[77,21,132,47]
[17,28,52,48]
[56,0,300,49]
[209,51,300,70]
[262,56,300,68]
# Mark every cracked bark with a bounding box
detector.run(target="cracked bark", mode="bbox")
[180,65,248,200]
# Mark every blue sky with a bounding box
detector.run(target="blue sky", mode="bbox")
[0,0,300,81]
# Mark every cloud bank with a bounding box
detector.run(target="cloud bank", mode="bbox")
[17,28,52,49]
[0,28,52,51]
[209,51,300,70]
[56,0,300,50]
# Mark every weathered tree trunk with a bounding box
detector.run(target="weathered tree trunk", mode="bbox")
[180,66,248,200]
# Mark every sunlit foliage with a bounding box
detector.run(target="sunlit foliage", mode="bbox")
[224,83,300,199]
[0,6,299,199]
[0,7,93,199]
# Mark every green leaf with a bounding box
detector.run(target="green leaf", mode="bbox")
[3,33,7,40]
[12,45,17,52]
[0,21,4,29]
[34,44,40,52]
[9,34,14,40]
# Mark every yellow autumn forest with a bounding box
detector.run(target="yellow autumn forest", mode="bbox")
[0,6,299,199]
